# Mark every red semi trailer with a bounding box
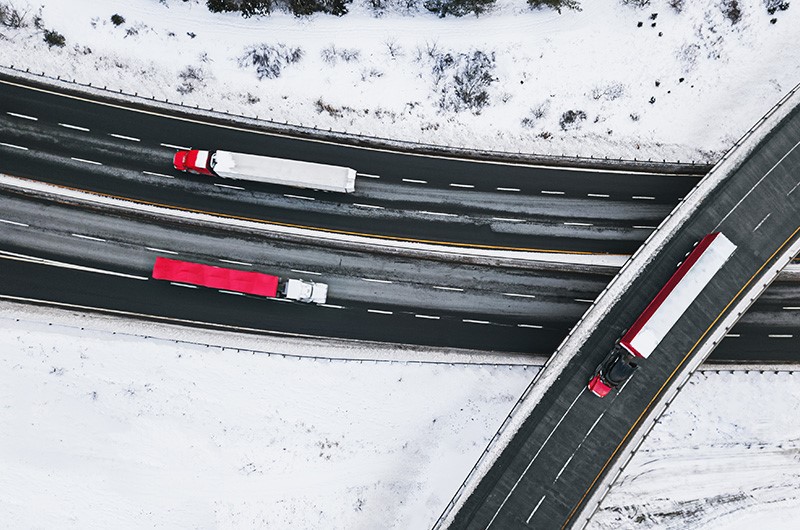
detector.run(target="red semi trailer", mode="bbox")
[151,257,328,304]
[588,232,737,397]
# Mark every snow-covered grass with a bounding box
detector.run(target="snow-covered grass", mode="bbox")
[2,304,798,528]
[589,369,800,529]
[0,304,537,529]
[1,0,797,161]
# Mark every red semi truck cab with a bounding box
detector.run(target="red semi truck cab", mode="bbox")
[173,150,215,176]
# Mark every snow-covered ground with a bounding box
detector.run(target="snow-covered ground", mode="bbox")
[0,303,537,528]
[1,0,798,161]
[1,304,798,528]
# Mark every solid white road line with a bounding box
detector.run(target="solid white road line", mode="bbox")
[109,133,141,142]
[160,143,191,150]
[59,122,90,132]
[6,111,38,121]
[142,171,175,179]
[414,314,440,320]
[214,183,246,190]
[220,259,253,267]
[496,187,520,192]
[0,142,28,150]
[486,389,584,529]
[70,157,102,166]
[146,247,178,255]
[752,213,771,232]
[362,277,393,284]
[402,178,427,184]
[0,219,29,227]
[0,250,148,280]
[290,269,321,276]
[71,233,106,242]
[284,194,315,201]
[433,286,463,292]
[367,309,393,315]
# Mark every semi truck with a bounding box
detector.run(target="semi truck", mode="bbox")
[588,232,737,397]
[151,256,328,304]
[172,149,357,193]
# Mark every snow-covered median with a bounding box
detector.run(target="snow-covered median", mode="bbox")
[1,0,797,161]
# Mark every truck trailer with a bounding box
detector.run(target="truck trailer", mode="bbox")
[173,149,357,193]
[588,232,737,397]
[151,256,328,304]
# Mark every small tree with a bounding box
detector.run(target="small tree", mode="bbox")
[424,0,495,17]
[206,0,239,12]
[43,29,65,48]
[527,0,580,13]
[110,13,125,26]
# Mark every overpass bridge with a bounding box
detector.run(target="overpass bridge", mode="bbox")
[437,84,800,529]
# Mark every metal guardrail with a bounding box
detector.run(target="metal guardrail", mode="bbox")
[431,80,800,529]
[1,64,711,174]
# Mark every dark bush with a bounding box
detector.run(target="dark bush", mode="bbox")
[287,0,351,16]
[110,13,125,26]
[722,0,741,23]
[241,0,274,16]
[0,2,29,28]
[206,0,239,12]
[559,109,587,130]
[432,50,496,113]
[43,29,65,47]
[239,43,304,79]
[527,0,580,13]
[424,0,495,17]
[764,0,789,14]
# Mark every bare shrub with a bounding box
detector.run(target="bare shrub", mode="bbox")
[430,50,496,114]
[239,43,304,80]
[668,0,685,11]
[521,101,551,128]
[590,82,626,101]
[320,44,360,64]
[0,1,29,28]
[314,98,343,117]
[424,0,495,17]
[177,65,208,94]
[369,0,419,14]
[621,0,650,6]
[559,109,587,130]
[385,38,403,59]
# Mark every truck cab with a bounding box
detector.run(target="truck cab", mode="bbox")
[173,149,215,176]
[588,345,639,398]
[282,279,328,304]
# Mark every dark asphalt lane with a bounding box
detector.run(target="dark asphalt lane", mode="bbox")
[450,101,800,527]
[0,78,701,253]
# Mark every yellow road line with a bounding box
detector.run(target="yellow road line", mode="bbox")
[562,224,800,529]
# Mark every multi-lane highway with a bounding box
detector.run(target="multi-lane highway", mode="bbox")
[0,76,702,254]
[447,90,800,528]
[0,188,796,359]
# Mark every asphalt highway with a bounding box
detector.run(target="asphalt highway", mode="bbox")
[0,77,701,254]
[450,99,800,527]
[0,189,795,359]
